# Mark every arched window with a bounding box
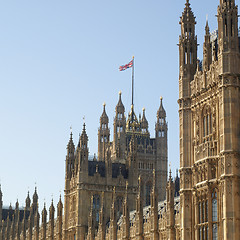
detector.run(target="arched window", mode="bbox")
[203,107,212,140]
[212,190,218,240]
[145,182,152,206]
[93,195,100,223]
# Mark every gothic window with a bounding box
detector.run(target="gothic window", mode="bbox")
[93,195,100,223]
[102,123,107,129]
[117,113,123,120]
[185,48,188,64]
[145,182,152,206]
[117,126,123,133]
[190,48,193,64]
[158,130,164,138]
[203,107,212,141]
[198,199,209,240]
[212,190,218,240]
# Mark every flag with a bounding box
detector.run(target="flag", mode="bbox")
[119,59,133,71]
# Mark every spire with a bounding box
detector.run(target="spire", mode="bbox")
[140,108,149,134]
[116,91,124,109]
[100,103,109,123]
[57,195,63,217]
[33,187,38,204]
[67,127,75,151]
[157,97,166,118]
[25,191,31,208]
[80,122,88,149]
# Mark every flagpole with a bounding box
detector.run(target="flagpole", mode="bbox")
[132,56,134,107]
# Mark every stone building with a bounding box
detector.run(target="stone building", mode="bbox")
[0,0,239,239]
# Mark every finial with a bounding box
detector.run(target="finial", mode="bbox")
[131,104,134,110]
[132,56,134,59]
[206,14,208,22]
[70,125,72,134]
[103,102,106,107]
[169,162,172,178]
[142,107,145,112]
[119,90,122,96]
[160,96,163,101]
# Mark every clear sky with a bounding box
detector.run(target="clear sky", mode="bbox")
[0,0,221,211]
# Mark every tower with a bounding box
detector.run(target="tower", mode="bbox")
[113,91,126,161]
[178,1,197,239]
[98,103,110,161]
[218,0,240,74]
[155,97,168,201]
[179,1,240,240]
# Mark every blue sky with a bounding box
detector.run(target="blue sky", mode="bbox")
[0,0,221,210]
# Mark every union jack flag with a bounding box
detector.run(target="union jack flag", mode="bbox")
[119,59,133,71]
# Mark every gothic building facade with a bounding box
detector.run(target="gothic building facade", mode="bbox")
[0,0,240,239]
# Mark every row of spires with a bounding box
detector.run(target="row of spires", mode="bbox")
[0,186,63,240]
[86,171,175,240]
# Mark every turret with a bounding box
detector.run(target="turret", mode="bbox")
[135,176,143,240]
[217,0,240,73]
[25,191,31,209]
[109,188,117,240]
[66,129,75,180]
[179,0,198,83]
[113,91,126,160]
[87,196,95,240]
[77,123,89,173]
[32,187,38,214]
[98,103,110,161]
[42,203,47,240]
[203,19,212,71]
[150,170,158,239]
[122,182,130,240]
[97,192,105,240]
[49,200,55,240]
[166,170,175,240]
[140,108,149,135]
[57,195,63,240]
[155,97,168,201]
[34,209,40,240]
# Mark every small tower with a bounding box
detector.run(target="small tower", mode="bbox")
[49,200,55,240]
[135,176,143,240]
[66,129,75,180]
[150,170,159,239]
[140,108,149,135]
[109,188,117,240]
[32,187,38,215]
[25,191,31,209]
[122,182,130,240]
[57,195,63,240]
[155,97,168,201]
[166,170,175,240]
[218,0,240,74]
[113,91,126,160]
[42,203,47,240]
[78,123,89,173]
[98,103,110,161]
[98,192,105,240]
[179,0,198,81]
[203,18,212,71]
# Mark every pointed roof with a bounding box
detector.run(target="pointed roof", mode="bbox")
[180,0,196,24]
[67,127,75,150]
[205,18,210,35]
[157,97,166,118]
[33,187,38,203]
[25,191,31,208]
[116,91,125,112]
[80,123,88,141]
[100,103,109,123]
[140,107,149,130]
